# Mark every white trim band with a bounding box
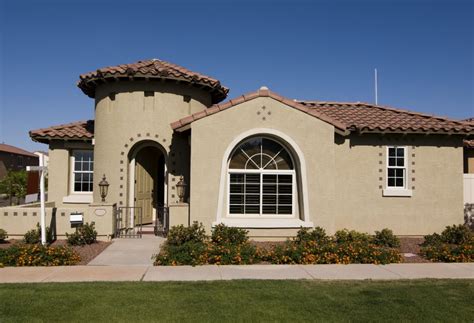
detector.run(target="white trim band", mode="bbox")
[62,193,93,204]
[382,189,413,197]
[213,218,314,228]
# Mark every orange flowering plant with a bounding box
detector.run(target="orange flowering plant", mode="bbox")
[0,244,80,266]
[420,225,473,262]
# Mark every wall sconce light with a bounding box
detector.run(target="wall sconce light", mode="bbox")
[98,174,109,202]
[176,176,187,203]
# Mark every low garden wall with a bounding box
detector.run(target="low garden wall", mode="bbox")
[0,203,116,239]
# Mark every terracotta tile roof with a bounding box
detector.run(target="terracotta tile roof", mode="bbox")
[171,88,473,135]
[171,88,348,134]
[0,144,37,157]
[30,120,94,143]
[296,101,473,134]
[78,59,229,103]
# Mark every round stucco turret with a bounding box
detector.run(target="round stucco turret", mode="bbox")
[77,59,228,206]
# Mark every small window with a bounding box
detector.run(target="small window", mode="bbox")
[72,150,94,193]
[387,146,406,188]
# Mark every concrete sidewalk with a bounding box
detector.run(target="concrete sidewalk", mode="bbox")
[0,263,473,283]
[88,235,164,266]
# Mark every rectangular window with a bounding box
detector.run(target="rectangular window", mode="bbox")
[387,146,406,188]
[72,150,94,193]
[229,172,293,215]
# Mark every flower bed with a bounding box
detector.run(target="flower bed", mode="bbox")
[420,225,473,262]
[154,223,402,266]
[0,244,80,267]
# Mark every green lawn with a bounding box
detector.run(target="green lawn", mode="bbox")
[1,280,473,322]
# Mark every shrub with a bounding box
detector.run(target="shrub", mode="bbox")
[374,229,400,248]
[0,228,8,242]
[154,241,208,266]
[421,233,443,247]
[66,222,98,246]
[155,222,208,266]
[440,225,472,245]
[0,244,80,266]
[23,223,53,244]
[166,222,207,246]
[155,223,259,266]
[211,224,249,245]
[295,227,329,244]
[209,224,257,265]
[334,229,371,244]
[154,225,402,266]
[420,224,473,262]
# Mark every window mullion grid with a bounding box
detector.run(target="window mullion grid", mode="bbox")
[259,172,263,216]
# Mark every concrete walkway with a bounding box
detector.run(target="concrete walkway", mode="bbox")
[88,235,165,266]
[0,263,472,283]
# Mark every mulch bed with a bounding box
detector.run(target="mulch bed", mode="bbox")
[399,237,430,263]
[50,240,113,265]
[0,239,113,265]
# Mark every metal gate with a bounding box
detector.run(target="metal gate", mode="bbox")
[154,205,169,237]
[115,207,143,238]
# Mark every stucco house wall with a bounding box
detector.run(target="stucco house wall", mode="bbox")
[333,134,464,235]
[188,96,465,237]
[93,81,211,210]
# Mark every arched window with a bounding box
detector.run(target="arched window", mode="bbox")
[228,137,295,216]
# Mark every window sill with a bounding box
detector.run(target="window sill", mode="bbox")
[213,218,313,228]
[382,188,413,197]
[62,194,93,204]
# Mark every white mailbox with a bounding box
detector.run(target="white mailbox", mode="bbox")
[70,212,84,225]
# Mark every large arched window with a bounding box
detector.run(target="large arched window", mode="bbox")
[228,137,295,216]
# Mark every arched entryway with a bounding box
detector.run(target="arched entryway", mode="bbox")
[128,141,167,225]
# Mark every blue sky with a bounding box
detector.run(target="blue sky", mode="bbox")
[0,0,473,151]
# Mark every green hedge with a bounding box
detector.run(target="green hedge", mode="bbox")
[420,225,473,262]
[154,224,401,266]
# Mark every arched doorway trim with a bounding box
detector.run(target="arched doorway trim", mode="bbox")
[127,140,168,225]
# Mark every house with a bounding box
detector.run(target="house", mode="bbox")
[463,118,474,205]
[1,59,472,239]
[0,143,38,180]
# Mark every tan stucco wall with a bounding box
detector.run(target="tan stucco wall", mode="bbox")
[189,97,337,235]
[189,96,465,237]
[93,81,211,211]
[0,204,115,238]
[333,134,464,235]
[48,141,94,208]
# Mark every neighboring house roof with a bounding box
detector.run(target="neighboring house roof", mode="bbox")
[171,88,473,135]
[461,118,474,148]
[30,120,94,143]
[78,59,229,104]
[0,143,37,157]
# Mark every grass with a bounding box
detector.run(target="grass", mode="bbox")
[1,280,473,322]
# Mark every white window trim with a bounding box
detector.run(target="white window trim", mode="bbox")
[63,150,93,204]
[216,128,311,226]
[227,169,296,218]
[70,150,94,194]
[383,146,413,197]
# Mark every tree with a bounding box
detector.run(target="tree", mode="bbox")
[0,170,27,205]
